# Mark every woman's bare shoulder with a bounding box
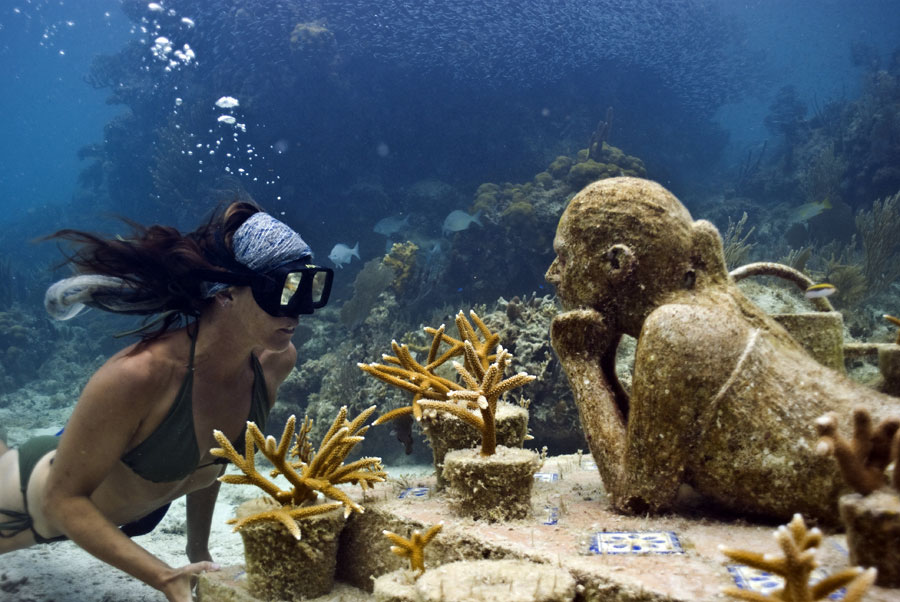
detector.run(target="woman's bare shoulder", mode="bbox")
[84,336,184,408]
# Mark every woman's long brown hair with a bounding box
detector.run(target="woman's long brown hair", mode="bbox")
[47,201,261,340]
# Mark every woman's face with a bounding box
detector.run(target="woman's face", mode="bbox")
[229,286,298,351]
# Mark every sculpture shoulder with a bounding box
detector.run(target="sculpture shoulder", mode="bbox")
[637,302,751,380]
[641,303,750,349]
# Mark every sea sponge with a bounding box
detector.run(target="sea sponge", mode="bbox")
[566,159,616,189]
[547,155,573,179]
[533,171,554,188]
[500,200,534,228]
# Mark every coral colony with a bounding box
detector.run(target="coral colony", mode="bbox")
[211,406,386,539]
[360,310,534,455]
[383,523,443,577]
[720,514,876,602]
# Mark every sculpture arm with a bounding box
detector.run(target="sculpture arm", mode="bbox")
[550,309,628,493]
[617,304,742,513]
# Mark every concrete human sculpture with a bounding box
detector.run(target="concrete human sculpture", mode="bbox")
[545,177,897,523]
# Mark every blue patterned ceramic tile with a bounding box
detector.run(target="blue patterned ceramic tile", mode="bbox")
[398,486,430,499]
[581,459,598,471]
[588,531,684,555]
[541,506,559,526]
[727,565,846,600]
[832,540,849,556]
[534,472,559,483]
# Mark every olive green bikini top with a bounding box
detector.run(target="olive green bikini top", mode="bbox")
[121,326,270,483]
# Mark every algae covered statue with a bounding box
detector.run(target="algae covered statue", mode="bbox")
[545,177,896,523]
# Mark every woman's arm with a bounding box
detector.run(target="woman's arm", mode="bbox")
[185,475,222,562]
[41,351,215,601]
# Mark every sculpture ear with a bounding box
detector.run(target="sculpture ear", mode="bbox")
[690,220,728,282]
[604,243,637,281]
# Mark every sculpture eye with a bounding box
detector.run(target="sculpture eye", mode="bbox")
[683,270,696,289]
[606,245,625,270]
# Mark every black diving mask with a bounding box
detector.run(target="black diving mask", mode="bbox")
[250,260,334,317]
[199,259,334,318]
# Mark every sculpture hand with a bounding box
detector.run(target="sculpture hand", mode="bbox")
[550,308,615,359]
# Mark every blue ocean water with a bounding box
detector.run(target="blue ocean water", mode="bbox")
[0,0,898,329]
[1,5,900,597]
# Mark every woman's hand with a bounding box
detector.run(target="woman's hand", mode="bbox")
[159,561,220,602]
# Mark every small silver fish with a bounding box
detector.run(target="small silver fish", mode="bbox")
[442,209,482,236]
[373,214,410,237]
[328,242,359,268]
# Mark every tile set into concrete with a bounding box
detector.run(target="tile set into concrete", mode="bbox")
[199,454,898,602]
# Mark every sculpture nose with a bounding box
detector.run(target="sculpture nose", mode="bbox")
[545,258,560,286]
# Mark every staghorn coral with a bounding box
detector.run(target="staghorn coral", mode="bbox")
[818,407,900,587]
[383,523,443,577]
[720,513,877,601]
[359,310,500,424]
[419,343,534,456]
[360,310,534,456]
[815,407,900,495]
[211,406,386,539]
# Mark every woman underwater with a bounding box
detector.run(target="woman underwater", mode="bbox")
[0,202,333,601]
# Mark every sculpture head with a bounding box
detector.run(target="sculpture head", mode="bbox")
[546,177,727,336]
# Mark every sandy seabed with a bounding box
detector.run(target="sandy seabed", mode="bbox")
[0,462,432,602]
[2,483,261,602]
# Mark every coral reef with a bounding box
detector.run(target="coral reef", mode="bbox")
[211,407,386,539]
[450,144,647,301]
[721,212,756,270]
[0,306,57,392]
[855,189,900,296]
[720,513,877,601]
[340,259,396,328]
[383,242,419,296]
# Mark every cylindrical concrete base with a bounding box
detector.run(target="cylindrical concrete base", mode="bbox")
[443,446,540,521]
[421,402,529,489]
[236,499,346,601]
[840,490,900,587]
